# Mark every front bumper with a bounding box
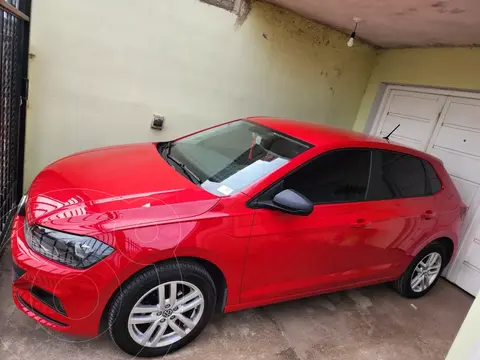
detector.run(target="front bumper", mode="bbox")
[11,216,117,336]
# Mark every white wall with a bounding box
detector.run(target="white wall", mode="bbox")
[25,0,375,186]
[446,291,480,360]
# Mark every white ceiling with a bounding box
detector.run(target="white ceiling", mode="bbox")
[266,0,480,48]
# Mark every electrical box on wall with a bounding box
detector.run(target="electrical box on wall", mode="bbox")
[151,114,165,130]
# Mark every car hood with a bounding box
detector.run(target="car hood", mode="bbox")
[26,143,220,235]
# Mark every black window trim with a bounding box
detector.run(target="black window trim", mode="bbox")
[247,147,440,209]
[247,147,374,208]
[421,159,433,196]
[422,158,444,195]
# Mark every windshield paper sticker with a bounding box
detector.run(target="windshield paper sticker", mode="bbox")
[217,185,234,196]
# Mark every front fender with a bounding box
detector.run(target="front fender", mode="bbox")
[95,216,250,333]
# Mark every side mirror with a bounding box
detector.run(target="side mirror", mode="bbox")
[257,189,313,216]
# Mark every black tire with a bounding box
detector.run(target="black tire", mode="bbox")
[393,241,447,298]
[108,260,216,357]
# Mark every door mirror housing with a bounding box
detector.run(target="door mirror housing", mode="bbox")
[258,189,313,216]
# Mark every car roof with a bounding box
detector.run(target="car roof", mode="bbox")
[248,116,383,146]
[246,116,441,164]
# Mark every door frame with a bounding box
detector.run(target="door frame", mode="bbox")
[368,84,480,287]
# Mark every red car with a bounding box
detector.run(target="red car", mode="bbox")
[12,117,464,356]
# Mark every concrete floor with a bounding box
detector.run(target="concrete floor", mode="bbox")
[0,249,473,360]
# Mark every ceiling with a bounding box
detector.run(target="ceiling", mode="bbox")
[266,0,480,48]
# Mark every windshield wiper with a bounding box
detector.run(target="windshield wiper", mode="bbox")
[165,153,201,184]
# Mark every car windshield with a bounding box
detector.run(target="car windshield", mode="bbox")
[160,120,311,196]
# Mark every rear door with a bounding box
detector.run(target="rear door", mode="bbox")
[368,150,437,262]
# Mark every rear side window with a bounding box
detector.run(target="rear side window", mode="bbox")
[282,149,371,204]
[368,150,428,200]
[423,160,442,194]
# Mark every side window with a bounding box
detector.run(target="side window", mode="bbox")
[281,150,371,204]
[423,160,442,194]
[369,150,428,200]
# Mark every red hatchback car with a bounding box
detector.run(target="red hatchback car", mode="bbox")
[12,117,464,356]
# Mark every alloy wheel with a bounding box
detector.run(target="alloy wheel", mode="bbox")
[410,252,442,293]
[127,281,204,348]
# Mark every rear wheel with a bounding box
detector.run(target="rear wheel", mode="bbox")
[393,242,446,298]
[108,261,216,357]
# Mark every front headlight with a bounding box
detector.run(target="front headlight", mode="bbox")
[24,223,114,269]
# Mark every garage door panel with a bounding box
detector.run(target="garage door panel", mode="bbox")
[433,95,480,296]
[450,177,479,208]
[454,261,480,296]
[378,131,425,150]
[430,147,480,184]
[443,98,480,130]
[465,238,480,268]
[389,91,445,120]
[386,137,425,151]
[376,90,446,151]
[380,114,435,144]
[434,126,480,158]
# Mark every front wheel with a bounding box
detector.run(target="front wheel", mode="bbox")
[108,261,216,357]
[393,242,446,298]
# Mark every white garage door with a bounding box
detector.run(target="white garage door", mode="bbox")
[373,87,480,296]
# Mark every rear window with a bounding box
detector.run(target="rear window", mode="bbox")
[368,150,428,200]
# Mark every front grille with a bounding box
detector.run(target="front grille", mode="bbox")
[16,294,68,327]
[12,261,26,281]
[30,286,67,316]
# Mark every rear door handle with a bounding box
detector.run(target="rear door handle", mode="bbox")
[351,218,372,228]
[421,210,437,220]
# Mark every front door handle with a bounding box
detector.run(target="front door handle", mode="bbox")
[421,210,437,220]
[351,218,372,228]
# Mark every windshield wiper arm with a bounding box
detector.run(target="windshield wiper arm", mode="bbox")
[166,154,201,184]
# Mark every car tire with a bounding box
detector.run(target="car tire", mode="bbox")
[108,260,216,357]
[393,241,447,298]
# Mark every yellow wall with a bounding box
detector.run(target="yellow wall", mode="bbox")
[24,0,375,187]
[354,47,480,132]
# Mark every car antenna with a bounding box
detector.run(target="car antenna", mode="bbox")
[383,124,400,141]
